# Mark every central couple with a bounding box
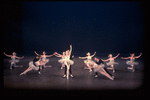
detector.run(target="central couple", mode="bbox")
[55,45,74,79]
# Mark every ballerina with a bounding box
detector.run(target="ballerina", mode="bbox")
[102,53,120,73]
[3,52,24,69]
[19,55,43,76]
[34,51,55,68]
[121,53,142,72]
[79,52,96,72]
[91,57,114,80]
[64,45,74,79]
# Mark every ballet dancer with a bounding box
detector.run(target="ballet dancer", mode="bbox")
[3,52,24,69]
[64,45,74,79]
[34,51,55,68]
[54,52,66,69]
[20,55,43,76]
[91,57,114,80]
[79,52,96,72]
[121,53,142,72]
[102,53,120,73]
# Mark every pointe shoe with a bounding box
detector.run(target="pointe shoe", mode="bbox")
[111,76,115,80]
[95,75,98,78]
[132,69,135,72]
[127,67,132,69]
[63,75,66,77]
[20,72,25,76]
[38,71,41,74]
[89,69,92,72]
[70,74,73,77]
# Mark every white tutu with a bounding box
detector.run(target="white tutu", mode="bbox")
[29,61,39,71]
[126,59,138,66]
[84,59,95,65]
[58,59,66,64]
[42,58,49,63]
[107,60,118,66]
[9,58,19,63]
[93,63,105,72]
[66,59,74,65]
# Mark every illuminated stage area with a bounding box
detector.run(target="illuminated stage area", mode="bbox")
[3,55,144,90]
[3,1,147,97]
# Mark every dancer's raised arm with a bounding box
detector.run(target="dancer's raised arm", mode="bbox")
[113,53,120,59]
[55,52,63,57]
[134,53,142,58]
[3,52,12,57]
[91,51,96,57]
[79,56,87,59]
[101,58,109,62]
[16,56,24,59]
[121,56,130,59]
[69,45,72,56]
[46,52,55,57]
[34,51,39,55]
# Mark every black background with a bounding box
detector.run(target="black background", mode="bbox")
[3,1,146,55]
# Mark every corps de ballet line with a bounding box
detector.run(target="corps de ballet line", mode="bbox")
[3,45,142,80]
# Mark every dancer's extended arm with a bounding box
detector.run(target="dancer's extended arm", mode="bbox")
[16,56,24,59]
[113,53,120,59]
[134,53,142,58]
[34,51,39,55]
[3,52,12,57]
[91,51,96,57]
[79,56,87,59]
[101,58,109,62]
[121,56,130,59]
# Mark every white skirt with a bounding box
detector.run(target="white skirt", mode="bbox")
[93,63,105,72]
[58,59,66,64]
[58,59,74,65]
[42,58,49,63]
[126,60,138,66]
[29,61,39,71]
[107,61,118,66]
[66,59,74,65]
[9,59,19,63]
[84,59,95,65]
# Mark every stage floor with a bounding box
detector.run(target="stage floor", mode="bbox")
[3,55,144,90]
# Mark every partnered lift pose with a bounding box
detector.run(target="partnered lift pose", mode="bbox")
[55,45,74,79]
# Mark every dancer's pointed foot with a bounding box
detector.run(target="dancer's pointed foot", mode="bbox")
[63,75,66,77]
[20,72,26,76]
[70,74,73,77]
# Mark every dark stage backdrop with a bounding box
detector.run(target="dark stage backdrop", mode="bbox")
[4,1,145,55]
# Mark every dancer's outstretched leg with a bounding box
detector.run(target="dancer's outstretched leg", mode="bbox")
[19,67,32,76]
[99,68,114,80]
[84,63,92,72]
[14,63,23,68]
